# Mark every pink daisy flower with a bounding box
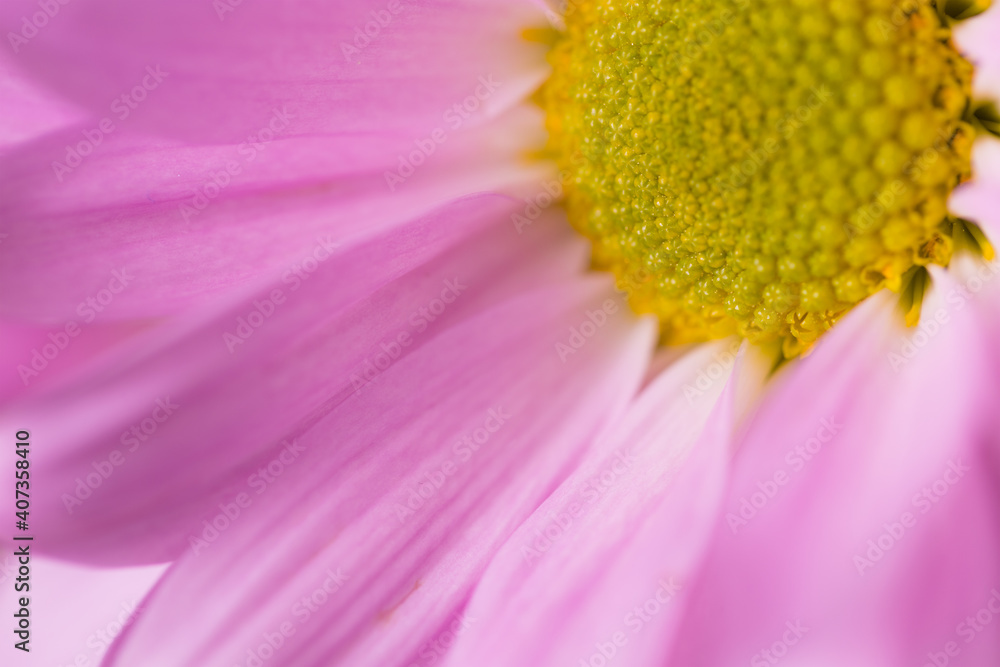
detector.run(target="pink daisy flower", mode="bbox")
[2,1,999,666]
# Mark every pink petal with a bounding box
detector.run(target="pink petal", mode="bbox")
[3,194,598,565]
[0,556,165,667]
[0,318,153,403]
[0,53,85,146]
[951,139,1000,368]
[442,340,741,667]
[0,105,547,322]
[952,140,1000,238]
[955,4,1000,99]
[0,0,548,143]
[103,273,655,666]
[668,277,1000,665]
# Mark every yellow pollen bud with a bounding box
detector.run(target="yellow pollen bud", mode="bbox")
[542,0,981,356]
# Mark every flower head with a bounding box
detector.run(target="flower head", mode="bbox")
[1,1,999,666]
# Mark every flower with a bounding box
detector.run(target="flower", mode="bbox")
[1,1,999,666]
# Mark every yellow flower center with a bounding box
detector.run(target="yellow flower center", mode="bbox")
[542,0,987,355]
